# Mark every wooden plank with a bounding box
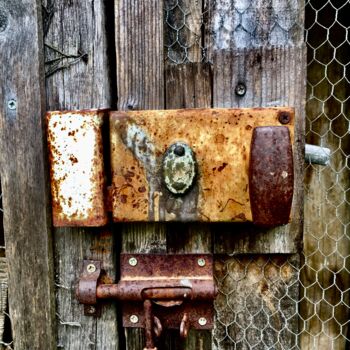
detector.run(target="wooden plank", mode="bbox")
[0,1,56,348]
[209,0,306,348]
[165,63,213,349]
[114,1,166,349]
[43,0,119,348]
[212,47,305,254]
[302,3,350,345]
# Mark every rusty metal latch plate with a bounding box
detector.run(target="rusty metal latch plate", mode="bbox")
[47,107,295,226]
[119,254,215,330]
[76,254,216,345]
[110,108,294,225]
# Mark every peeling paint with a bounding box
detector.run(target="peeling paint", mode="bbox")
[47,109,108,226]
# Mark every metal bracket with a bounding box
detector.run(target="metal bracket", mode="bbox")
[77,254,216,349]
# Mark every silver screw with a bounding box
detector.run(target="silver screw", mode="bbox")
[7,99,17,110]
[198,317,207,326]
[235,83,246,97]
[197,258,206,267]
[128,257,138,266]
[87,306,96,314]
[87,263,96,273]
[130,315,139,324]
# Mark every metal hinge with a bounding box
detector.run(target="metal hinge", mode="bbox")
[76,254,217,350]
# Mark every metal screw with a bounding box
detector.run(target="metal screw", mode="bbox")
[128,257,138,266]
[197,258,206,267]
[87,306,96,314]
[198,317,207,326]
[174,145,185,156]
[86,264,96,273]
[7,99,17,110]
[130,315,139,324]
[278,112,291,125]
[235,83,246,97]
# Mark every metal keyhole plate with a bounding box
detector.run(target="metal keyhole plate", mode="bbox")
[162,142,196,195]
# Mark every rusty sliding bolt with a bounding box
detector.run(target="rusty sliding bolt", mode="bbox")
[77,255,217,349]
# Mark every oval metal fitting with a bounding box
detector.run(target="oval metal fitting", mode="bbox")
[162,142,196,195]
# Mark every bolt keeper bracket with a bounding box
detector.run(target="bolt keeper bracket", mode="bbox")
[77,254,217,348]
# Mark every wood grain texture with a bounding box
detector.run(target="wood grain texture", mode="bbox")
[209,1,306,348]
[212,46,305,254]
[214,254,300,350]
[209,0,305,254]
[0,1,56,348]
[165,63,213,349]
[115,1,166,349]
[43,0,119,348]
[301,3,350,345]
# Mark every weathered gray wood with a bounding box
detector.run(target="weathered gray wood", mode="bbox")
[212,48,305,254]
[115,1,166,349]
[214,254,300,350]
[165,63,213,349]
[0,1,56,348]
[209,1,306,348]
[43,0,119,348]
[302,3,350,345]
[211,45,305,254]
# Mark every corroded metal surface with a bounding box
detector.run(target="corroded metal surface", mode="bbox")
[162,142,196,195]
[76,254,216,332]
[249,126,294,226]
[47,109,108,226]
[110,108,295,222]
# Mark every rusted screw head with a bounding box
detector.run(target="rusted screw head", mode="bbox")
[87,264,96,273]
[130,315,139,324]
[197,258,206,267]
[198,317,207,326]
[7,99,17,110]
[87,306,96,314]
[174,145,185,156]
[128,257,138,266]
[235,83,246,97]
[278,112,291,125]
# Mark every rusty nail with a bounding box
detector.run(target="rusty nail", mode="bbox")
[130,315,139,324]
[87,263,96,273]
[235,83,246,97]
[198,317,207,326]
[278,112,291,124]
[174,145,185,156]
[7,99,17,110]
[128,257,138,266]
[197,258,206,267]
[87,306,96,314]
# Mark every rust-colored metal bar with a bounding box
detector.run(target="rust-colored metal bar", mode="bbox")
[96,281,215,301]
[144,299,156,350]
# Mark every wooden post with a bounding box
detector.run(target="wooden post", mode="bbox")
[0,0,56,348]
[43,0,119,348]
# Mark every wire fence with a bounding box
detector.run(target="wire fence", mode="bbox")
[165,0,350,349]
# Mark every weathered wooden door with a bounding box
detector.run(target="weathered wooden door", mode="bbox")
[0,0,307,349]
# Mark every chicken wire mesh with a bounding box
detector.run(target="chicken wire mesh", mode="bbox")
[164,0,350,349]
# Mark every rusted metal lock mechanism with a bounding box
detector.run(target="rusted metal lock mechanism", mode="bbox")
[77,254,217,350]
[47,107,319,227]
